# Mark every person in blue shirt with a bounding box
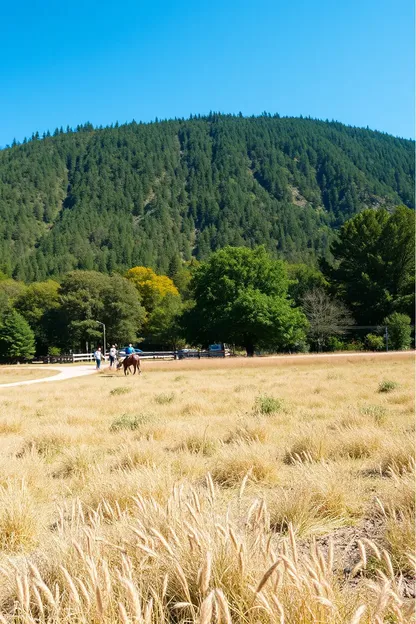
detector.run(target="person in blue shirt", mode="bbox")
[125,344,135,355]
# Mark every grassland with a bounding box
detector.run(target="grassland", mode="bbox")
[0,366,56,384]
[0,355,414,623]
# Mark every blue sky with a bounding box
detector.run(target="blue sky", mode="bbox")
[1,0,414,146]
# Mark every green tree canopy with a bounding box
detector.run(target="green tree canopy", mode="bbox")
[383,312,412,350]
[183,246,307,355]
[322,206,415,324]
[287,263,328,306]
[0,115,413,282]
[59,271,145,351]
[15,280,60,353]
[0,308,36,361]
[145,292,185,349]
[0,280,27,325]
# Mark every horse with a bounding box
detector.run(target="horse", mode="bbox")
[117,353,141,376]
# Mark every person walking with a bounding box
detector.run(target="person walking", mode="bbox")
[94,347,103,370]
[109,345,117,368]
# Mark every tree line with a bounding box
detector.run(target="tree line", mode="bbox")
[0,114,414,282]
[0,206,413,361]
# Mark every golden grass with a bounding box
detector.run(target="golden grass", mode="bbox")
[0,365,56,384]
[0,355,414,622]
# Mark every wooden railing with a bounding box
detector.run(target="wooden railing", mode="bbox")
[35,350,231,363]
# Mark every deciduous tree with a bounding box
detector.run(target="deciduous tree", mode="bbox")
[302,288,354,351]
[59,271,145,351]
[125,267,179,313]
[183,246,307,355]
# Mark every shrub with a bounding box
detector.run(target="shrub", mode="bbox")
[344,340,364,351]
[110,413,149,432]
[110,386,132,396]
[327,336,344,351]
[383,312,412,350]
[378,380,399,393]
[365,333,385,351]
[47,346,61,356]
[254,394,283,415]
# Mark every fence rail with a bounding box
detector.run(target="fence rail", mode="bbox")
[34,355,75,364]
[36,350,231,363]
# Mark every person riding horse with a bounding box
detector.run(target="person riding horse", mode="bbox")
[117,353,141,375]
[116,344,141,375]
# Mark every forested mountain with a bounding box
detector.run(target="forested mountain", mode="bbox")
[0,114,413,282]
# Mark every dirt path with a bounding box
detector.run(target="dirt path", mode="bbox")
[0,350,412,388]
[0,365,96,388]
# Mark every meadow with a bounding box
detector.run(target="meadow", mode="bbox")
[0,354,414,623]
[0,367,56,384]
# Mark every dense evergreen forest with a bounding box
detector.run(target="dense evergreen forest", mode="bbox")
[0,113,414,282]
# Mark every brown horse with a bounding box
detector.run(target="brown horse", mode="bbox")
[117,354,141,376]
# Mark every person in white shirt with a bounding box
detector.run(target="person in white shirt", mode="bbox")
[109,345,117,368]
[94,347,102,370]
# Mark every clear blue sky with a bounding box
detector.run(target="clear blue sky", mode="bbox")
[1,0,414,147]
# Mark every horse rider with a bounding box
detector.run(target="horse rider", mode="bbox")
[124,344,135,362]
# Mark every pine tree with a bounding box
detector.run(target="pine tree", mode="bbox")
[0,308,36,361]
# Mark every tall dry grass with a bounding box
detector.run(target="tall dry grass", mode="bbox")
[0,355,414,622]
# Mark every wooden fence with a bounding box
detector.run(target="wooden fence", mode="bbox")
[35,350,230,363]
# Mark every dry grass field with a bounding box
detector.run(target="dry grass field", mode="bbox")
[0,354,414,623]
[0,367,56,384]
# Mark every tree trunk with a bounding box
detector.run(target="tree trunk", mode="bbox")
[245,343,255,357]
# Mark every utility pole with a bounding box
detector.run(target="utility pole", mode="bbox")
[95,320,106,358]
[385,326,388,352]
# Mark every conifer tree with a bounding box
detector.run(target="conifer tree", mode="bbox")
[0,308,36,361]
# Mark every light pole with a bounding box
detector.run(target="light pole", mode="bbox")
[95,320,106,358]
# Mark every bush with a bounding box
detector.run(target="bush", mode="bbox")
[47,346,61,356]
[254,395,284,415]
[365,333,385,351]
[291,340,310,353]
[327,336,344,351]
[383,312,412,350]
[344,340,364,351]
[378,380,399,393]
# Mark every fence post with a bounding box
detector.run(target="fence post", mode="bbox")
[385,326,388,352]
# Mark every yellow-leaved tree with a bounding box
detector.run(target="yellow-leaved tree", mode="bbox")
[125,267,183,347]
[125,267,179,314]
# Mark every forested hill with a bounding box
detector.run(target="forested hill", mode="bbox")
[0,114,414,281]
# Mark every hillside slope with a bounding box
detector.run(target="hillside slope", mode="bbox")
[0,114,413,281]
